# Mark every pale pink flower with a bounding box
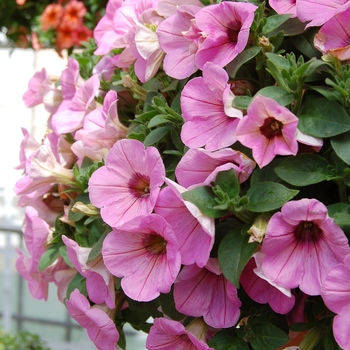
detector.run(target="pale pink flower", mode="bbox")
[128,9,165,82]
[174,258,241,329]
[88,139,165,228]
[15,128,40,170]
[15,142,74,197]
[92,55,117,81]
[321,254,350,349]
[146,317,214,350]
[156,4,203,79]
[314,7,350,61]
[154,178,215,267]
[65,289,119,350]
[261,198,350,296]
[54,268,76,303]
[296,0,350,28]
[175,147,256,188]
[181,62,243,151]
[22,68,52,108]
[240,253,295,314]
[102,214,181,301]
[157,0,203,18]
[195,2,257,69]
[94,0,123,55]
[62,235,115,309]
[60,57,84,101]
[51,74,100,135]
[72,90,127,161]
[235,94,298,168]
[269,0,297,17]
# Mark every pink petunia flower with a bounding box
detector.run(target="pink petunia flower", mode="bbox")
[15,128,40,170]
[181,62,243,151]
[146,317,214,350]
[154,178,215,267]
[62,235,116,309]
[195,1,257,69]
[65,289,119,350]
[102,214,181,301]
[296,0,350,28]
[235,94,299,168]
[175,147,256,188]
[156,4,204,79]
[88,139,165,228]
[51,74,100,135]
[314,7,350,61]
[261,198,350,296]
[321,254,350,349]
[173,258,241,329]
[269,0,297,17]
[240,252,295,314]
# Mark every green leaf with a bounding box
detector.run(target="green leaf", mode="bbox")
[39,244,62,271]
[218,228,257,288]
[245,182,299,212]
[232,95,252,110]
[87,229,110,263]
[143,126,172,146]
[298,97,350,137]
[328,203,350,234]
[262,14,291,34]
[68,192,91,221]
[214,169,240,199]
[59,245,73,268]
[208,329,249,350]
[226,46,261,78]
[275,154,330,186]
[250,322,290,350]
[255,86,294,106]
[250,158,285,186]
[182,186,229,218]
[331,131,350,165]
[147,115,168,128]
[66,272,87,300]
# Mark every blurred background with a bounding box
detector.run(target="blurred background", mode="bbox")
[0,1,147,348]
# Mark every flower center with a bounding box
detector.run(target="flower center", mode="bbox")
[227,21,241,43]
[144,234,167,255]
[129,173,150,197]
[260,117,283,138]
[294,221,323,243]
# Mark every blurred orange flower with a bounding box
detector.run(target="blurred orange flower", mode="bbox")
[41,4,64,31]
[62,0,87,28]
[56,21,75,51]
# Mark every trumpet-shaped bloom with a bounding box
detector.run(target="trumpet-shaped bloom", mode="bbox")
[88,139,165,228]
[181,62,243,151]
[235,94,298,168]
[65,289,119,350]
[321,254,350,349]
[156,4,203,79]
[62,235,115,309]
[51,74,100,134]
[240,253,295,314]
[154,178,215,267]
[102,214,181,301]
[269,0,296,16]
[261,198,350,296]
[314,7,350,61]
[173,258,241,329]
[146,317,213,350]
[175,147,256,188]
[195,2,257,69]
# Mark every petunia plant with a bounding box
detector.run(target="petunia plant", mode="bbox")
[15,0,350,349]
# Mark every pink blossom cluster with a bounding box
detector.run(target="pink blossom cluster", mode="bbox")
[15,0,350,349]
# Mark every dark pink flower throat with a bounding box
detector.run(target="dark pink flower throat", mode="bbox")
[294,220,323,243]
[129,173,150,197]
[144,234,167,255]
[260,117,283,139]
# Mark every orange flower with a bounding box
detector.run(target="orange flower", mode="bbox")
[72,24,92,46]
[62,0,87,28]
[56,21,75,51]
[41,4,64,31]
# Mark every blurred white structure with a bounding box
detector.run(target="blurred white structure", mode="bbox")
[0,44,147,349]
